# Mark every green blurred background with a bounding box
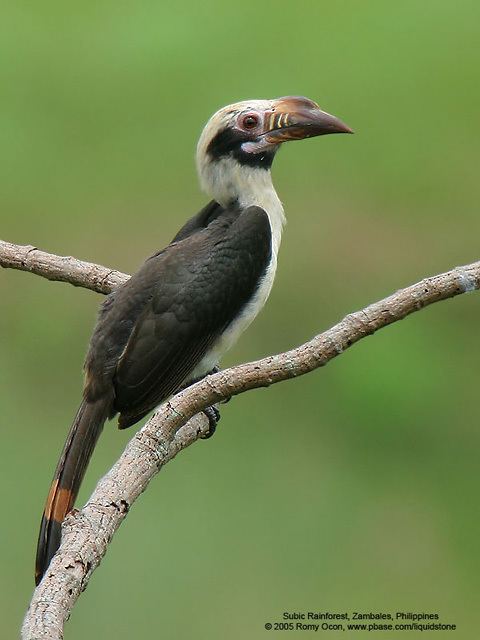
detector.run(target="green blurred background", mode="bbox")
[2,1,479,638]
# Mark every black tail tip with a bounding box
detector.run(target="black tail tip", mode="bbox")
[35,518,62,586]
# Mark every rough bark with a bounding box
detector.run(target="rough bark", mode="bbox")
[1,240,478,639]
[0,239,128,293]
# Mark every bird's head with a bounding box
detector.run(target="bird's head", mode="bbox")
[196,96,352,206]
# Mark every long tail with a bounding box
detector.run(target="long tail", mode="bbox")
[35,397,110,585]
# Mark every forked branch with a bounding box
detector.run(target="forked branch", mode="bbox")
[1,240,478,639]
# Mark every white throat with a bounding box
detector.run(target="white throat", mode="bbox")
[190,156,286,380]
[198,156,286,257]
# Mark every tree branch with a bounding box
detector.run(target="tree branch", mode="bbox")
[0,239,128,293]
[3,239,477,639]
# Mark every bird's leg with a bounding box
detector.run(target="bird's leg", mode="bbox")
[176,366,228,439]
[199,366,224,438]
[201,405,221,439]
[207,365,220,375]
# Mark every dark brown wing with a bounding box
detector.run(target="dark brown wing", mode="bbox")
[110,205,272,428]
[84,201,232,404]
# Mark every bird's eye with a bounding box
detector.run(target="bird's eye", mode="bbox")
[240,113,260,130]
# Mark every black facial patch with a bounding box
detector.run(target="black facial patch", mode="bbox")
[207,127,276,169]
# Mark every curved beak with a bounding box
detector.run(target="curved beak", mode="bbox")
[264,96,353,143]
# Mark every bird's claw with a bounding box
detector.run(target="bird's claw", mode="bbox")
[201,405,221,439]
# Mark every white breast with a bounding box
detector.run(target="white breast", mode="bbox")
[191,179,285,379]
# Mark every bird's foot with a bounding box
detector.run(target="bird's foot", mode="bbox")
[208,366,220,375]
[201,405,221,439]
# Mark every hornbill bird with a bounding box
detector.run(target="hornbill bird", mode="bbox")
[35,96,352,585]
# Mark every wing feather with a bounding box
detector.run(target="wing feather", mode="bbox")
[89,204,272,428]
